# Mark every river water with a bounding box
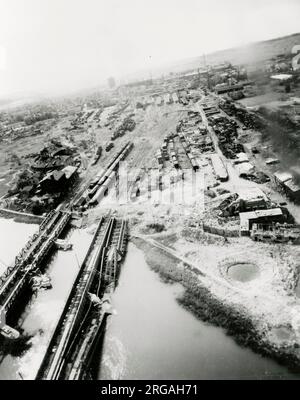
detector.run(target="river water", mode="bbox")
[0,217,92,380]
[0,218,300,380]
[0,218,37,274]
[98,242,300,380]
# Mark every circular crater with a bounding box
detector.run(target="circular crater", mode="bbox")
[227,262,260,283]
[269,325,295,345]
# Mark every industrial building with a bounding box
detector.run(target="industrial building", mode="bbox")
[274,171,300,203]
[39,165,78,193]
[235,162,255,176]
[233,152,249,164]
[156,96,162,106]
[210,154,228,181]
[238,187,268,212]
[202,103,219,116]
[163,93,171,104]
[251,223,300,244]
[239,208,283,236]
[215,82,244,95]
[172,93,179,103]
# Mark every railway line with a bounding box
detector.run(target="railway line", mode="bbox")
[73,141,133,209]
[0,210,59,288]
[0,136,132,368]
[0,104,185,374]
[0,210,72,324]
[36,215,128,380]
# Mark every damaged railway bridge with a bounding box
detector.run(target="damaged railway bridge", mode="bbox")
[36,215,128,380]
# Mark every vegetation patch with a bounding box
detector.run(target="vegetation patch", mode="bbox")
[134,237,300,371]
[141,223,166,235]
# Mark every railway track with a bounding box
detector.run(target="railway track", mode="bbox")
[73,141,133,209]
[0,210,60,288]
[0,210,71,319]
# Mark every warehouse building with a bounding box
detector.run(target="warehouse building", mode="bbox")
[210,154,228,181]
[215,82,244,95]
[274,171,300,203]
[239,208,283,236]
[238,187,268,212]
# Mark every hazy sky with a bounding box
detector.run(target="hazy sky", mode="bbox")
[0,0,299,96]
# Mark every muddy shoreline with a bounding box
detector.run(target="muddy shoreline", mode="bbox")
[0,209,43,225]
[133,237,300,372]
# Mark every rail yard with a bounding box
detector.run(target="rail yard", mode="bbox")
[1,41,300,380]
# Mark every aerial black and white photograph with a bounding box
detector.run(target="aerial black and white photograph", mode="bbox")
[0,0,300,383]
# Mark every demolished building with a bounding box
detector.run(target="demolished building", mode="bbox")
[251,223,300,244]
[39,165,78,193]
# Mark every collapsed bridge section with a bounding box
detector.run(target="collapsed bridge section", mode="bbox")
[0,210,71,335]
[36,215,128,380]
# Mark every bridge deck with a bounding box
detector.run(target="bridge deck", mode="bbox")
[36,216,128,380]
[0,210,71,319]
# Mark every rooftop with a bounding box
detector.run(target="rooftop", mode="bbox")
[240,208,283,232]
[270,73,293,81]
[284,178,300,193]
[274,171,293,183]
[238,187,268,202]
[62,165,78,179]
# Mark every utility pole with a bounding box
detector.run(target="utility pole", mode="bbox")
[203,53,211,90]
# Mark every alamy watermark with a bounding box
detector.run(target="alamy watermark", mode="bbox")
[89,162,205,212]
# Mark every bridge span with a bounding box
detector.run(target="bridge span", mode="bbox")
[36,215,128,380]
[0,209,72,331]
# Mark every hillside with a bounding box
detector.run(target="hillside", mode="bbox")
[124,32,300,81]
[204,32,300,66]
[167,33,300,74]
[174,33,300,72]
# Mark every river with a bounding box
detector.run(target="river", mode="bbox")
[0,218,37,274]
[0,218,300,380]
[0,217,92,380]
[97,242,300,380]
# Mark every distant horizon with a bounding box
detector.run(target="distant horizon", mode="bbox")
[2,30,297,102]
[120,30,300,81]
[1,0,300,98]
[1,28,300,103]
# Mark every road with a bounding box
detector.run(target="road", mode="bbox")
[198,94,300,223]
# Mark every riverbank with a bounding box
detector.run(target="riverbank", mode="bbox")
[0,224,93,380]
[133,237,300,372]
[0,208,43,225]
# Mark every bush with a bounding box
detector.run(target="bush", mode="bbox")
[146,223,165,233]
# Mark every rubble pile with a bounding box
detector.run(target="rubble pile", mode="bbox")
[251,223,300,244]
[239,170,270,184]
[177,115,213,155]
[3,139,80,214]
[219,100,265,130]
[111,117,136,140]
[208,115,244,158]
[0,103,60,143]
[31,139,80,172]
